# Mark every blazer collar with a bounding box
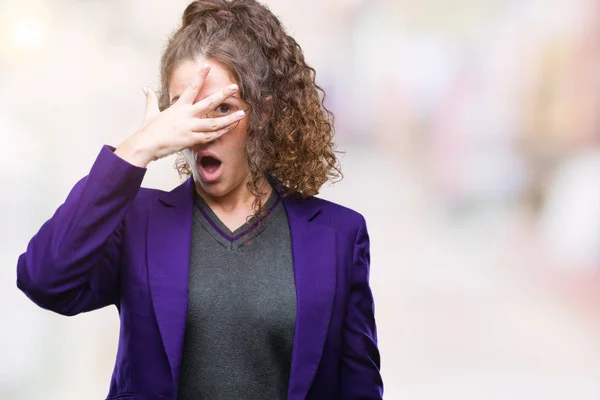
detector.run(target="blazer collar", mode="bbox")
[159,176,324,221]
[268,174,323,221]
[156,176,195,208]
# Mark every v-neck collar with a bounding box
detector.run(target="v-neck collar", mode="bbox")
[193,189,281,249]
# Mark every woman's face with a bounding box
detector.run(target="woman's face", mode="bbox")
[169,57,250,200]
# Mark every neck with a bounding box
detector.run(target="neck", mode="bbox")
[195,175,272,215]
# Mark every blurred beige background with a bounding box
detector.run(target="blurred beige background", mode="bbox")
[2,0,600,399]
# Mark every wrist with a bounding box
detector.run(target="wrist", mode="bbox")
[114,137,155,168]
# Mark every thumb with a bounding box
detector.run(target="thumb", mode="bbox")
[142,86,160,122]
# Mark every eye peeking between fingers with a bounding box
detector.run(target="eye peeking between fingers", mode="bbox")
[203,104,249,131]
[205,103,244,118]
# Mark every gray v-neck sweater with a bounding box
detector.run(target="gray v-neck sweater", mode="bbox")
[178,191,297,400]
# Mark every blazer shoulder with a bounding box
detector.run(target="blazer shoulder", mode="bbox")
[129,176,193,216]
[312,197,367,230]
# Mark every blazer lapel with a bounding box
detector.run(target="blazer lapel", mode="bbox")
[146,178,195,389]
[284,196,338,400]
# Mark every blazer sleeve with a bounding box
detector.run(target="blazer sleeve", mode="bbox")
[339,215,384,399]
[16,145,146,316]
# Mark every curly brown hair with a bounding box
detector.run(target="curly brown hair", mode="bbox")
[159,0,342,211]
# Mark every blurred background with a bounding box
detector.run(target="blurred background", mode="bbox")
[2,0,600,398]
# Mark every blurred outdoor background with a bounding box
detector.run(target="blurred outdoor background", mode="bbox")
[2,0,600,399]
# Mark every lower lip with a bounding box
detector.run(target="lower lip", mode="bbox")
[197,162,223,183]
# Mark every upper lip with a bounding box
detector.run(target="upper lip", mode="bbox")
[197,150,221,163]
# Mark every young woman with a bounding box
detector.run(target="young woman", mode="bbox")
[16,1,383,399]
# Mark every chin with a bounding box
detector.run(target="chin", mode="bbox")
[194,179,231,199]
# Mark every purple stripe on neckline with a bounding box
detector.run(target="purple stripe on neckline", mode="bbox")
[195,196,282,243]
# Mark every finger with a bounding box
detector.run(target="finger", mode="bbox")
[142,86,160,121]
[178,64,211,104]
[192,125,235,145]
[190,109,246,132]
[191,83,239,116]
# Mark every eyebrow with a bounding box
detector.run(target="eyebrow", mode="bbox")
[170,94,241,105]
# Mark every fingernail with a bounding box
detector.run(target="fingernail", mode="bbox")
[229,84,238,92]
[142,86,148,94]
[236,110,245,117]
[202,64,210,71]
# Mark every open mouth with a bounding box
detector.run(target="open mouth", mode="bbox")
[197,154,223,181]
[200,155,222,172]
